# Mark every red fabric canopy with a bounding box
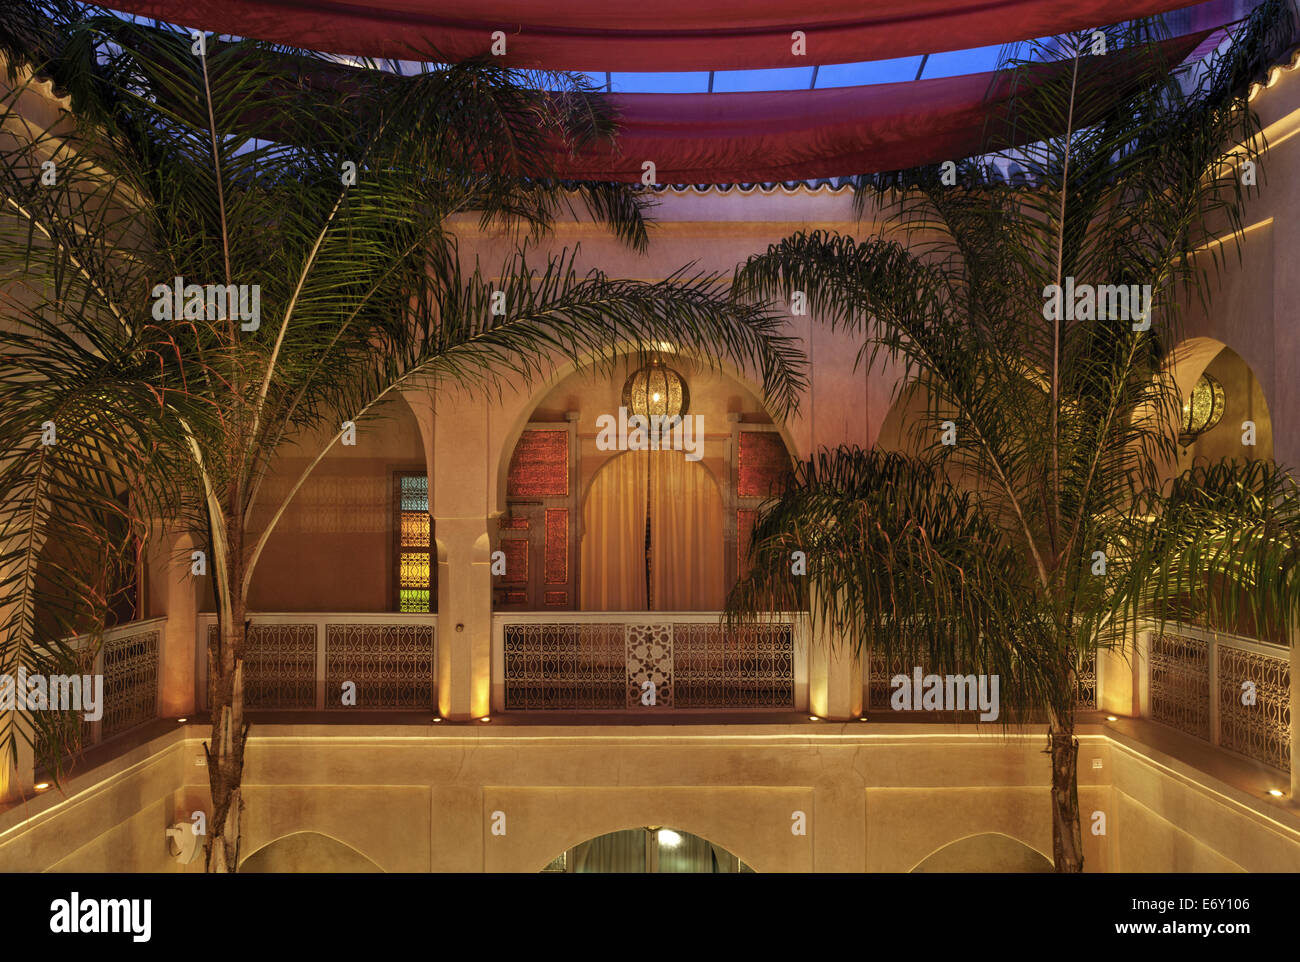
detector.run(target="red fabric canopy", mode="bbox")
[107,0,1221,70]
[553,32,1209,182]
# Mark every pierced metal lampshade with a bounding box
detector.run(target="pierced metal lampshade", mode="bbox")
[621,359,690,421]
[1179,373,1226,447]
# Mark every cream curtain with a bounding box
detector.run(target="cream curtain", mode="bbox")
[580,450,725,611]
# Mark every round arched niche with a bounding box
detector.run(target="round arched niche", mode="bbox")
[494,353,798,612]
[1174,344,1273,472]
[494,351,797,517]
[910,833,1052,873]
[539,826,755,873]
[241,392,428,614]
[239,831,384,873]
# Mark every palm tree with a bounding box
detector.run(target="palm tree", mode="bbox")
[726,1,1300,871]
[0,8,807,870]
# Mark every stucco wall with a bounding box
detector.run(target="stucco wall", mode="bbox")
[5,722,1297,873]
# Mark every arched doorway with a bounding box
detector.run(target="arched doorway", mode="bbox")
[580,450,725,611]
[911,833,1052,872]
[541,827,754,873]
[240,832,384,872]
[493,356,795,613]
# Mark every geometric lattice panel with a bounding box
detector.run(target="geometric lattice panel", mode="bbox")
[673,623,794,708]
[503,621,799,711]
[325,623,435,710]
[101,627,159,738]
[503,623,624,710]
[212,623,317,710]
[626,624,674,708]
[1149,632,1211,741]
[1218,643,1290,772]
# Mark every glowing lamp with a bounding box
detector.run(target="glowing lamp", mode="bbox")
[1179,373,1225,447]
[622,359,689,422]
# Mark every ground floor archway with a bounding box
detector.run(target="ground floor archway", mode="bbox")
[541,826,754,873]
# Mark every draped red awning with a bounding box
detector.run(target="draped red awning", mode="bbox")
[106,0,1225,70]
[552,32,1209,182]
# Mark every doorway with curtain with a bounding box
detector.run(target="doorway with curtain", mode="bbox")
[541,827,754,872]
[579,449,725,611]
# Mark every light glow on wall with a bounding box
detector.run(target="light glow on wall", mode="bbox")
[657,829,682,848]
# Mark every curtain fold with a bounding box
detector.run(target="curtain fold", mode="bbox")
[107,0,1226,71]
[581,450,724,611]
[580,451,647,611]
[570,829,646,872]
[648,450,725,611]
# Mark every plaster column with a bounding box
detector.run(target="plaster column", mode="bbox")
[807,588,863,719]
[147,527,199,717]
[810,641,864,720]
[1133,627,1152,719]
[422,392,495,720]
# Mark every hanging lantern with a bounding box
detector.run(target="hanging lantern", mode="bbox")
[621,358,690,422]
[1179,373,1226,447]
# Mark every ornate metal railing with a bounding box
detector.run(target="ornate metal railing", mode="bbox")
[1147,623,1290,772]
[44,617,164,755]
[493,613,807,712]
[196,613,436,710]
[865,650,1099,711]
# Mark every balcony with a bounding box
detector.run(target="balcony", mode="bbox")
[492,611,809,713]
[194,612,436,711]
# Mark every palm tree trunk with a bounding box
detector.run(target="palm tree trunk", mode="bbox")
[1048,722,1084,872]
[205,524,247,873]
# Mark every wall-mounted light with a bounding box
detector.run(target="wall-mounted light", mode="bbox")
[165,822,203,864]
[1179,373,1226,448]
[1268,788,1285,797]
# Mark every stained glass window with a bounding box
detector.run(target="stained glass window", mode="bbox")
[395,473,432,612]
